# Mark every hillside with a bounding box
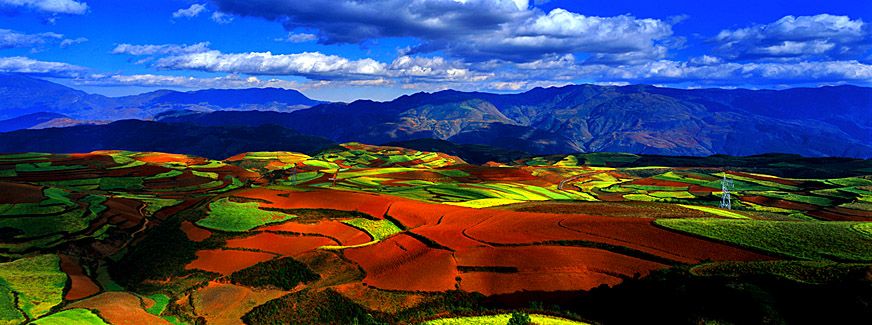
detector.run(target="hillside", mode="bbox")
[154,84,872,158]
[0,74,324,121]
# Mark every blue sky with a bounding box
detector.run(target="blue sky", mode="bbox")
[1,0,870,102]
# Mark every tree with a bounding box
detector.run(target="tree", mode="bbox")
[507,310,532,325]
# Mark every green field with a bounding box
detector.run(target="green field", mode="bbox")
[0,255,66,320]
[422,313,589,325]
[341,218,403,241]
[197,198,297,232]
[691,260,871,284]
[655,219,872,261]
[29,309,109,325]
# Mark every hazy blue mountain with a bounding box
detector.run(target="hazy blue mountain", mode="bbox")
[0,112,70,132]
[153,84,872,158]
[0,120,336,160]
[0,74,324,122]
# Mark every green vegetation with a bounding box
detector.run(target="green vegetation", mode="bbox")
[743,191,833,206]
[15,162,85,172]
[197,198,297,232]
[99,177,144,191]
[341,218,403,241]
[0,255,66,320]
[677,204,749,219]
[146,294,171,316]
[144,170,184,180]
[422,313,587,325]
[0,285,25,325]
[655,219,872,261]
[691,261,871,285]
[229,257,320,290]
[242,289,387,325]
[29,309,110,325]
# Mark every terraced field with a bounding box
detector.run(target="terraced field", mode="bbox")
[0,148,869,324]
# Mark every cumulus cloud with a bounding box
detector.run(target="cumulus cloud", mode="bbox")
[0,0,87,14]
[111,42,211,56]
[209,0,671,63]
[275,33,317,43]
[211,11,233,24]
[172,4,206,18]
[0,29,62,49]
[59,36,86,48]
[0,56,88,77]
[78,73,309,89]
[710,14,872,61]
[578,60,872,86]
[155,50,387,79]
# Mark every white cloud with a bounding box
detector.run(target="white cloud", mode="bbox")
[78,73,308,89]
[59,36,86,48]
[155,50,387,79]
[111,42,211,56]
[211,11,233,24]
[276,33,317,43]
[578,60,872,85]
[0,29,62,49]
[711,14,871,61]
[0,56,88,77]
[172,4,206,18]
[0,0,87,14]
[210,0,672,63]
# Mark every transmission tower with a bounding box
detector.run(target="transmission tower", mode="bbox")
[719,173,734,210]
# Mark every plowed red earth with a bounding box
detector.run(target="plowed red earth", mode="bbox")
[0,181,45,203]
[740,196,819,210]
[344,234,457,292]
[456,246,667,295]
[237,188,394,219]
[180,221,212,242]
[463,212,774,264]
[66,292,171,324]
[59,255,99,301]
[258,221,372,246]
[628,178,692,187]
[103,197,143,229]
[192,281,286,325]
[185,249,276,275]
[225,233,337,255]
[729,171,801,186]
[806,209,869,221]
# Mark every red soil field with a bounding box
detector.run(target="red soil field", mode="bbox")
[464,212,774,264]
[461,271,621,296]
[740,196,819,210]
[185,249,276,275]
[59,255,99,301]
[384,200,461,228]
[237,188,396,219]
[806,209,869,222]
[192,281,287,325]
[331,282,426,313]
[628,178,692,188]
[103,197,143,229]
[825,206,872,218]
[0,181,45,203]
[345,234,457,292]
[259,221,372,246]
[225,233,337,255]
[729,171,801,186]
[66,292,172,324]
[180,221,212,242]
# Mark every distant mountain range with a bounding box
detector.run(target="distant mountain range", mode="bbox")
[0,120,335,160]
[0,74,324,121]
[0,74,870,158]
[152,84,872,158]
